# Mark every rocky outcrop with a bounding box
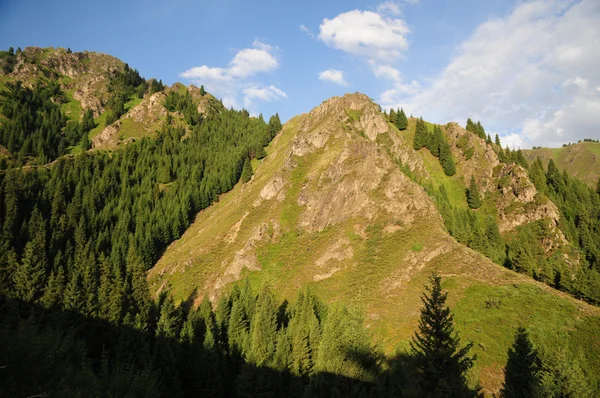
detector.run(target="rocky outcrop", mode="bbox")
[92,121,120,149]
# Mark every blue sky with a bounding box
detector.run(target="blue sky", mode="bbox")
[1,0,599,148]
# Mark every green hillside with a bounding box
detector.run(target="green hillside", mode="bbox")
[523,141,600,187]
[150,93,600,395]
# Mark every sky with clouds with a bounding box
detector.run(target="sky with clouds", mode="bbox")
[1,0,599,148]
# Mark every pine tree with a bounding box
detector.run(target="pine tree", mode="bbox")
[397,108,408,130]
[241,157,253,183]
[495,134,501,147]
[466,118,476,134]
[501,327,541,398]
[248,286,278,366]
[40,266,65,308]
[410,272,477,397]
[389,108,397,126]
[439,140,456,176]
[200,85,206,96]
[413,118,428,150]
[467,176,483,209]
[13,241,47,302]
[476,121,485,139]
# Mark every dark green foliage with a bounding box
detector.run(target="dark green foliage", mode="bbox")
[241,157,253,183]
[0,47,17,74]
[0,106,275,316]
[415,122,455,176]
[396,107,408,130]
[466,118,486,140]
[200,85,206,96]
[0,80,70,162]
[410,273,478,397]
[501,327,541,398]
[164,90,202,126]
[149,78,165,94]
[389,108,397,126]
[537,349,595,397]
[439,137,456,176]
[413,117,428,150]
[467,176,482,209]
[495,134,501,146]
[267,113,282,140]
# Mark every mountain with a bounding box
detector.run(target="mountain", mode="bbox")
[0,46,223,164]
[1,47,599,396]
[150,93,600,394]
[523,141,600,187]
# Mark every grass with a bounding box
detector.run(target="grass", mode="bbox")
[524,142,600,186]
[148,101,600,396]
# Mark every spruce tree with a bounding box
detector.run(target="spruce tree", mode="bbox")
[389,108,397,126]
[397,108,408,130]
[439,140,456,176]
[495,134,501,147]
[241,157,253,183]
[413,118,429,150]
[501,327,541,398]
[248,286,278,366]
[410,272,477,397]
[467,176,483,209]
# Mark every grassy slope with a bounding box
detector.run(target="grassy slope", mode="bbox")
[523,142,600,187]
[150,105,600,395]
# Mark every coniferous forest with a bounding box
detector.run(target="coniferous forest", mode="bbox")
[0,46,599,397]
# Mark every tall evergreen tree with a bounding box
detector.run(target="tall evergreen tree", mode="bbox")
[413,118,429,150]
[439,139,456,176]
[495,134,501,146]
[248,286,278,366]
[467,176,483,209]
[397,108,408,130]
[410,272,477,397]
[389,108,397,126]
[241,157,253,183]
[501,327,541,398]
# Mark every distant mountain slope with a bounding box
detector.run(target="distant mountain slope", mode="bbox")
[0,46,224,161]
[523,141,600,187]
[149,93,600,395]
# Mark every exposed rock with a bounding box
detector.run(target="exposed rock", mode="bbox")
[315,237,353,267]
[445,122,500,192]
[124,92,166,124]
[92,121,120,149]
[254,172,286,207]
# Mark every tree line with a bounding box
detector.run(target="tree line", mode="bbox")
[2,271,594,397]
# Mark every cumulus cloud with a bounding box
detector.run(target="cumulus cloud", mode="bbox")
[318,7,410,61]
[243,85,288,108]
[180,41,286,112]
[319,69,348,86]
[380,0,600,148]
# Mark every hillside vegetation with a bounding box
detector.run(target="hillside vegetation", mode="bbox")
[150,93,600,394]
[0,47,599,396]
[523,141,600,187]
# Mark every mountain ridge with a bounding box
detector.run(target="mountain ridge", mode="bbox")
[149,92,600,395]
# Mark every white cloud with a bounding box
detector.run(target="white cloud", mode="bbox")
[243,85,288,108]
[371,64,401,83]
[500,133,524,150]
[319,69,349,86]
[300,24,315,38]
[180,41,285,112]
[377,1,401,16]
[318,8,410,61]
[380,0,600,148]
